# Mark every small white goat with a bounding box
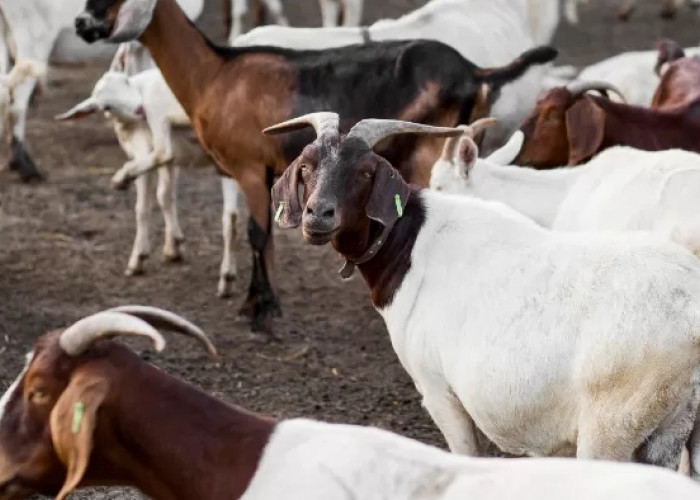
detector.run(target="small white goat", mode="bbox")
[430,123,700,256]
[56,70,245,297]
[234,0,578,153]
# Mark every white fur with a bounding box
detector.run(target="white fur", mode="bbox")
[0,352,34,422]
[58,69,245,292]
[243,418,700,499]
[228,0,290,45]
[0,59,44,141]
[576,46,700,106]
[430,134,700,256]
[234,0,575,153]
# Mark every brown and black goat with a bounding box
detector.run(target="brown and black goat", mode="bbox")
[72,0,557,335]
[651,39,700,109]
[514,80,700,168]
[0,305,280,500]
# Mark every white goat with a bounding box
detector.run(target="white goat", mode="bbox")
[56,70,245,297]
[0,0,203,181]
[576,46,700,105]
[269,113,700,476]
[244,419,700,499]
[234,0,577,153]
[430,124,700,256]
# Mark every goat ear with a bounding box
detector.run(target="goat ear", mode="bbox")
[366,162,411,227]
[565,97,605,165]
[55,99,99,121]
[49,372,109,500]
[456,137,478,179]
[271,163,303,229]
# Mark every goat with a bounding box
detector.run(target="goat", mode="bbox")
[651,39,700,109]
[2,306,700,499]
[431,122,700,257]
[576,45,700,106]
[233,0,573,152]
[74,0,556,335]
[55,70,246,297]
[514,80,700,168]
[268,111,700,475]
[0,0,204,183]
[224,0,289,45]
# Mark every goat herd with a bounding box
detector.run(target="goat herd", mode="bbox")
[5,0,700,498]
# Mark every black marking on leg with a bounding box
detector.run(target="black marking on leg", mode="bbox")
[10,137,43,182]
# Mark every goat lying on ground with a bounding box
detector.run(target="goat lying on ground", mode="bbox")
[513,80,700,168]
[55,70,245,297]
[1,306,700,499]
[74,0,556,334]
[430,122,700,256]
[268,111,700,475]
[234,0,572,152]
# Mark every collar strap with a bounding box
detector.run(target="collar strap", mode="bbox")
[338,223,394,280]
[360,27,372,44]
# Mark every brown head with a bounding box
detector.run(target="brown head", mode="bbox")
[265,113,462,253]
[75,0,157,44]
[515,81,626,168]
[0,306,216,500]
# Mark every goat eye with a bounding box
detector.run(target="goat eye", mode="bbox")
[300,164,309,171]
[360,170,372,179]
[28,389,50,405]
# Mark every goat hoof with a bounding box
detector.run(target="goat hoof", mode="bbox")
[217,273,237,298]
[162,249,183,263]
[125,267,145,277]
[10,137,44,183]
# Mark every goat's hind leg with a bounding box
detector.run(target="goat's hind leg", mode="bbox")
[157,165,184,262]
[126,171,157,276]
[218,176,242,298]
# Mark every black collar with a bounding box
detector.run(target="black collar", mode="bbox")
[338,223,394,280]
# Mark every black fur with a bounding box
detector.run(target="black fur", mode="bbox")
[10,137,43,183]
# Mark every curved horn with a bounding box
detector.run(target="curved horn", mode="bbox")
[263,112,340,138]
[461,117,498,139]
[107,305,217,358]
[59,312,165,356]
[566,80,627,102]
[346,119,463,149]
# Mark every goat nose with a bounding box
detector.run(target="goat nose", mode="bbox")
[75,13,97,31]
[306,202,335,219]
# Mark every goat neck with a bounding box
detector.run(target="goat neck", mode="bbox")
[333,192,425,309]
[139,0,224,115]
[88,347,275,499]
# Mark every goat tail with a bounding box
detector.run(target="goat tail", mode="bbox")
[5,59,46,91]
[475,46,558,92]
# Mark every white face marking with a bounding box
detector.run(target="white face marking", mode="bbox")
[0,351,34,422]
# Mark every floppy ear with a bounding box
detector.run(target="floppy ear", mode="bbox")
[50,371,109,500]
[366,161,411,227]
[55,98,99,121]
[456,136,478,179]
[271,163,303,229]
[565,97,605,165]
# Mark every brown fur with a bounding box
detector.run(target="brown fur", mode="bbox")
[652,52,700,110]
[0,330,275,499]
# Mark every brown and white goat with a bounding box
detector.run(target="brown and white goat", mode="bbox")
[4,307,700,499]
[514,80,700,168]
[651,39,700,109]
[72,0,556,335]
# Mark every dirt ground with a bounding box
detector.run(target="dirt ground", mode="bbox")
[2,1,700,498]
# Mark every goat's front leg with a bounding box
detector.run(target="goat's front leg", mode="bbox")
[218,176,243,298]
[236,166,281,338]
[156,165,184,262]
[228,0,248,44]
[417,378,483,456]
[341,0,363,26]
[126,171,157,276]
[260,0,289,25]
[318,0,341,27]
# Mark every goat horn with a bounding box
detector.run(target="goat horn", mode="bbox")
[347,119,463,149]
[263,112,340,138]
[59,311,166,356]
[107,305,217,358]
[566,80,627,102]
[461,117,498,139]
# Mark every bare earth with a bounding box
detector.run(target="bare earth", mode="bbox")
[2,1,700,498]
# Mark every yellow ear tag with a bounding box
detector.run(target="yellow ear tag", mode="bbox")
[275,202,284,223]
[72,401,85,434]
[395,194,403,218]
